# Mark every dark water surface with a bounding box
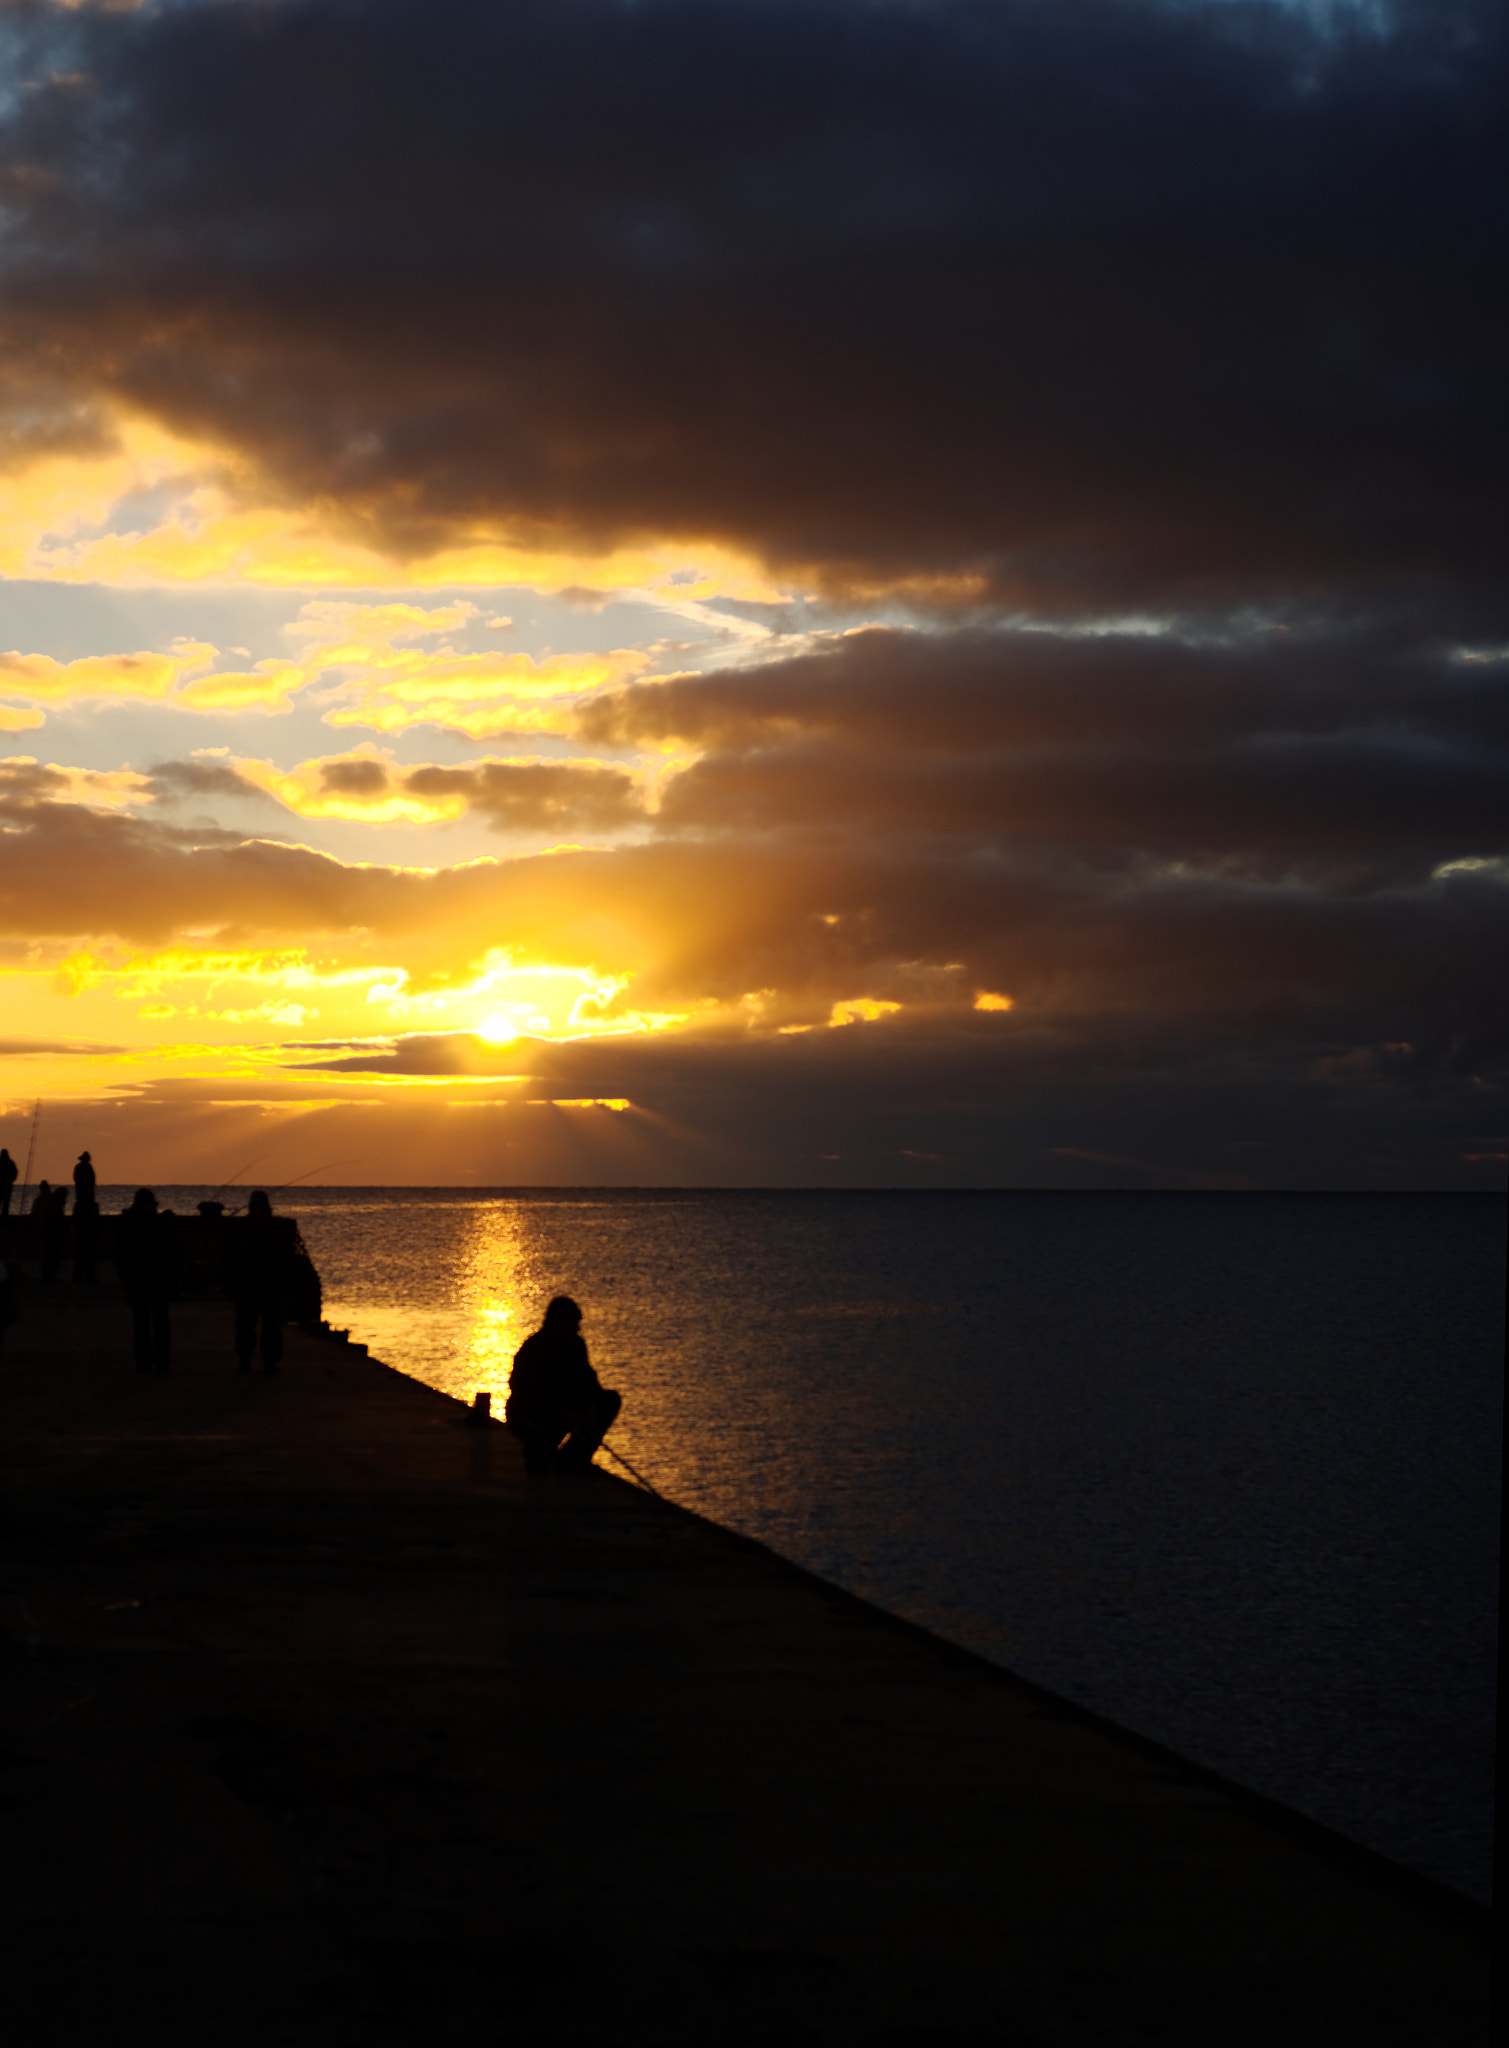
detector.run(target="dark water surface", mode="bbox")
[150,1188,1503,1898]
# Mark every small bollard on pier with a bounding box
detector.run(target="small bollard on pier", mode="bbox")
[471,1391,492,1426]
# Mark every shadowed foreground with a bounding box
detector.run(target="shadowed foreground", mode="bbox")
[0,1287,1489,2046]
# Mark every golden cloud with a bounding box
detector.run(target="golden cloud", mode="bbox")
[0,642,217,718]
[0,593,662,739]
[829,998,903,1026]
[175,663,306,714]
[293,602,655,737]
[222,747,470,827]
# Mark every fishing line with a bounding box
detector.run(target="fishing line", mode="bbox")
[268,1160,351,1198]
[597,1439,663,1497]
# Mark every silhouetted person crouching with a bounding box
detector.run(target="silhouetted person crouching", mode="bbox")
[115,1189,181,1373]
[225,1190,296,1374]
[506,1295,621,1475]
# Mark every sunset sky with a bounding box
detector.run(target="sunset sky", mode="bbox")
[1,0,1504,1188]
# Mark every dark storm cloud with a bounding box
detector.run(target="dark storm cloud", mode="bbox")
[659,737,1505,882]
[1,0,1503,604]
[590,603,1509,758]
[610,613,1509,883]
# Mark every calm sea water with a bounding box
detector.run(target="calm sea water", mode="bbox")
[144,1188,1501,1898]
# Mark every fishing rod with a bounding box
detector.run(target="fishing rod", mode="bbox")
[18,1099,40,1215]
[215,1159,345,1216]
[207,1154,269,1206]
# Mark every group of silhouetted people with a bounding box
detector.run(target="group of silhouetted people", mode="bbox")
[1,1153,304,1379]
[0,1148,104,1360]
[112,1185,300,1375]
[2,1144,624,1471]
[2,1150,103,1284]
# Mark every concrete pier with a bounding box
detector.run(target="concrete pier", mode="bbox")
[1,1285,1489,2046]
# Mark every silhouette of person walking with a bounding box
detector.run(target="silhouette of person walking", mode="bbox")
[0,1147,16,1217]
[505,1296,621,1475]
[225,1190,295,1375]
[72,1151,100,1284]
[115,1188,180,1374]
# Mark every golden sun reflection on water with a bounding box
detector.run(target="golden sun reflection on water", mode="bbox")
[308,1197,569,1415]
[453,1201,534,1406]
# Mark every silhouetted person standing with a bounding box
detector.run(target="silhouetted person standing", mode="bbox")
[115,1188,180,1373]
[73,1172,101,1285]
[225,1190,295,1374]
[505,1295,621,1475]
[0,1148,16,1217]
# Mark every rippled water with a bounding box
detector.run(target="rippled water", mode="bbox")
[149,1187,1501,1898]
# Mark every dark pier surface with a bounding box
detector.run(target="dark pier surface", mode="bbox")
[1,1287,1489,2046]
